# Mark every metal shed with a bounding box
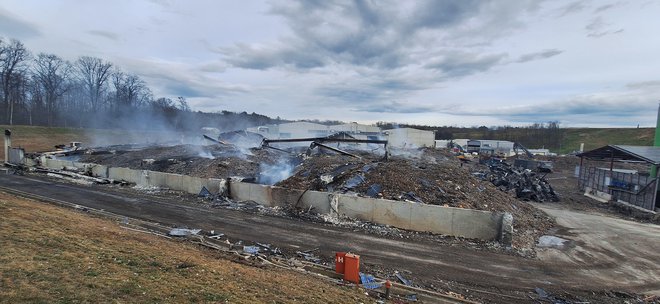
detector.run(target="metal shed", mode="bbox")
[577,145,660,211]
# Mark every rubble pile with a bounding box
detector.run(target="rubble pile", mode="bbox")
[77,142,554,249]
[277,149,554,248]
[476,161,560,202]
[81,144,285,179]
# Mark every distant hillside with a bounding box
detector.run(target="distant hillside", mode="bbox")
[560,128,654,154]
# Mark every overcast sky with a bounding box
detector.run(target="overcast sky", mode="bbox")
[1,0,659,127]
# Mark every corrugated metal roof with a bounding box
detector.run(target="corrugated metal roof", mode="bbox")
[577,145,660,165]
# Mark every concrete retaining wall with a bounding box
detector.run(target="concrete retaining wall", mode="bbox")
[41,158,226,196]
[229,181,509,241]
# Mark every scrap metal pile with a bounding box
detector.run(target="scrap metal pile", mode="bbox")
[475,161,559,203]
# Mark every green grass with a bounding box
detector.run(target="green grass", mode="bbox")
[559,128,654,154]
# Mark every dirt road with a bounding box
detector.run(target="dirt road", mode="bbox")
[1,173,658,303]
[535,203,660,295]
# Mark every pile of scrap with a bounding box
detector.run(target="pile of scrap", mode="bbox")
[477,161,559,202]
[277,149,554,249]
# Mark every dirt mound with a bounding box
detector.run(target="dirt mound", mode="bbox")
[278,149,554,249]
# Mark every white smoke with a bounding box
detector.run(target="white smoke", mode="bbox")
[258,159,296,185]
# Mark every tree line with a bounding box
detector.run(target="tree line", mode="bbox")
[0,37,279,131]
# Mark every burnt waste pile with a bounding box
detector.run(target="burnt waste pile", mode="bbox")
[473,161,559,203]
[78,133,555,249]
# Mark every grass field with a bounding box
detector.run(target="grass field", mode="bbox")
[0,192,370,303]
[560,128,654,154]
[0,125,185,159]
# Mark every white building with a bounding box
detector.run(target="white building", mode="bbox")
[248,122,382,140]
[384,128,435,148]
[247,122,330,139]
[329,122,381,135]
[527,148,555,156]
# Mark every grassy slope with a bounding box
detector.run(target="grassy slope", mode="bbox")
[0,192,370,304]
[560,128,654,154]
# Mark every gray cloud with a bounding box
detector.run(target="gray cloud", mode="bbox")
[0,8,40,38]
[118,58,248,99]
[353,101,436,114]
[87,30,119,41]
[516,49,563,63]
[556,1,587,17]
[221,1,537,72]
[626,80,660,90]
[594,2,627,13]
[586,16,624,38]
[426,52,507,78]
[439,84,657,126]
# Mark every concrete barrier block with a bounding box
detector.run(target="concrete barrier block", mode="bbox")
[108,167,129,182]
[248,183,275,206]
[338,195,374,222]
[499,212,513,246]
[304,191,332,214]
[147,171,169,188]
[450,208,501,240]
[45,159,67,170]
[372,199,413,230]
[90,164,108,178]
[165,173,184,191]
[184,176,205,195]
[409,203,454,234]
[230,181,252,202]
[270,186,305,207]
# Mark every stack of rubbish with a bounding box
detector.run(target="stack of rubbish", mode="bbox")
[475,161,559,202]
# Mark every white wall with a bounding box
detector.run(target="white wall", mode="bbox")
[386,128,435,148]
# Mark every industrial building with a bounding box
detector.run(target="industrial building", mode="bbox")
[247,122,331,139]
[328,122,381,136]
[445,139,516,156]
[384,128,435,148]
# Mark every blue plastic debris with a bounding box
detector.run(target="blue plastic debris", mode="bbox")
[395,272,412,286]
[359,272,382,289]
[366,184,382,198]
[243,245,260,255]
[198,186,212,197]
[406,294,418,301]
[343,174,365,189]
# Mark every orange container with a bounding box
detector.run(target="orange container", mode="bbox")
[343,253,360,284]
[335,252,346,274]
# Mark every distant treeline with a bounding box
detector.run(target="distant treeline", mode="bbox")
[377,121,565,150]
[0,37,286,132]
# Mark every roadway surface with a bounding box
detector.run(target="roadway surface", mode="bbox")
[1,173,659,303]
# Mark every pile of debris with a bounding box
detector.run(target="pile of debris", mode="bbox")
[277,149,554,249]
[70,138,554,249]
[80,143,287,179]
[475,161,559,203]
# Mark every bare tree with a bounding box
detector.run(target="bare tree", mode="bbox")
[0,38,31,124]
[177,96,190,111]
[76,56,112,113]
[111,69,149,109]
[33,53,72,126]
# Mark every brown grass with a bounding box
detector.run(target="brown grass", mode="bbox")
[0,192,371,303]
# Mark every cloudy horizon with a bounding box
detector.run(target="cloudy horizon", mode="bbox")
[2,0,659,128]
